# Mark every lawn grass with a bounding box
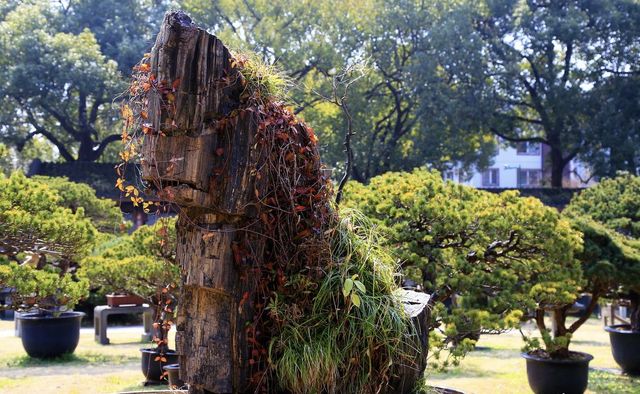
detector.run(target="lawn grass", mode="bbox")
[0,317,638,393]
[425,317,640,393]
[0,318,173,394]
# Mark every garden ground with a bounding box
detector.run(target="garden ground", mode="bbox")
[0,317,638,393]
[427,318,640,393]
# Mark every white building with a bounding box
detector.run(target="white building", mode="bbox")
[444,141,595,188]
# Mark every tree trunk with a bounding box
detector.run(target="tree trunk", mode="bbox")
[140,11,429,393]
[550,307,570,359]
[629,290,640,332]
[549,146,565,188]
[142,12,263,393]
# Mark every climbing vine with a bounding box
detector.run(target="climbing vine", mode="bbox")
[119,46,419,393]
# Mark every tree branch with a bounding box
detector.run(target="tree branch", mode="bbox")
[24,109,75,162]
[568,291,601,333]
[490,127,548,144]
[38,101,79,139]
[92,134,120,160]
[89,91,105,125]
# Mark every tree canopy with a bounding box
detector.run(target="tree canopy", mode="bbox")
[1,0,638,178]
[181,0,497,182]
[0,0,167,163]
[564,174,640,330]
[431,0,640,185]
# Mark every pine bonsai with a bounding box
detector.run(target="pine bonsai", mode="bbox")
[344,169,581,365]
[0,172,97,313]
[564,174,640,332]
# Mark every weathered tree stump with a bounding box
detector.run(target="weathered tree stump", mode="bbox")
[141,11,429,394]
[142,12,264,393]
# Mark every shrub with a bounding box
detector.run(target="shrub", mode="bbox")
[33,175,124,233]
[269,209,419,393]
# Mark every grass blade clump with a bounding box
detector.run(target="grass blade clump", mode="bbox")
[269,209,421,393]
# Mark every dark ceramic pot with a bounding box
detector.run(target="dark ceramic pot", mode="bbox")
[140,348,179,384]
[163,363,184,388]
[522,351,593,394]
[605,324,640,375]
[17,311,85,358]
[106,293,146,307]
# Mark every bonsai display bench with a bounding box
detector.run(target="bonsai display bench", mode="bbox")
[94,304,154,345]
[602,301,631,326]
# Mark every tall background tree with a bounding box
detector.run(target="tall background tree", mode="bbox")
[1,0,637,180]
[432,0,640,186]
[0,0,169,163]
[181,0,497,182]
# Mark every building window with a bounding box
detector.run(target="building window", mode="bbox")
[517,169,542,187]
[516,141,541,155]
[482,168,500,187]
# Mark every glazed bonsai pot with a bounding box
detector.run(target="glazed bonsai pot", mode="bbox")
[163,363,184,388]
[140,348,179,384]
[106,293,146,307]
[17,311,85,358]
[605,324,640,375]
[522,351,593,394]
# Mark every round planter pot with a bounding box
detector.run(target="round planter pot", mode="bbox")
[163,363,185,388]
[522,351,593,394]
[605,324,640,375]
[140,348,179,384]
[17,311,85,358]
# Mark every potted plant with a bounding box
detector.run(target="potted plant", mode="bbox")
[519,260,594,394]
[564,174,640,375]
[0,172,95,358]
[82,218,180,383]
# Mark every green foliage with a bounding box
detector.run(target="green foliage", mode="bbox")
[0,142,11,175]
[32,175,124,233]
[343,169,582,363]
[181,0,497,181]
[0,0,170,162]
[233,53,291,102]
[269,210,418,393]
[565,174,640,238]
[0,262,89,311]
[0,172,98,310]
[430,0,640,185]
[564,173,640,330]
[81,218,178,302]
[0,172,96,257]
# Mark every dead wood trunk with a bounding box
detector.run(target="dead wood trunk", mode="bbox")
[142,12,263,393]
[141,11,429,394]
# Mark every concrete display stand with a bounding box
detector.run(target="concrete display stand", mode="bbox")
[94,304,154,345]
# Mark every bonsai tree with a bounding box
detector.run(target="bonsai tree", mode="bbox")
[0,172,95,313]
[32,175,125,233]
[82,217,179,361]
[344,169,581,367]
[564,174,640,331]
[82,218,179,303]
